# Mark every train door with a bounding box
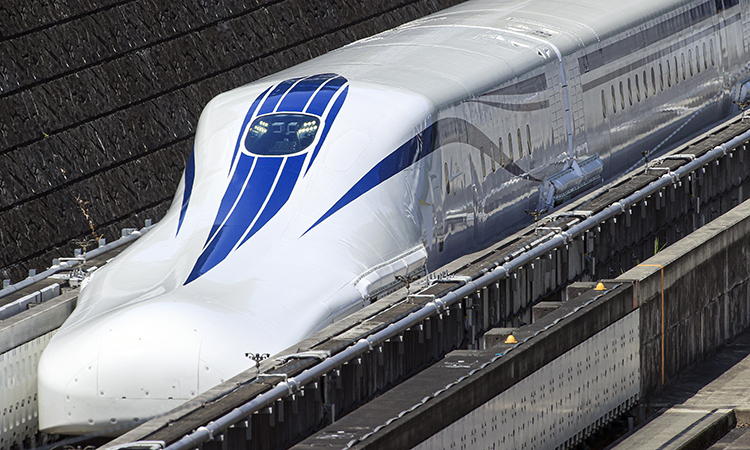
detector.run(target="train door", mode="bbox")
[564,52,589,160]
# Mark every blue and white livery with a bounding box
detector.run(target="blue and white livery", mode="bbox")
[38,0,749,435]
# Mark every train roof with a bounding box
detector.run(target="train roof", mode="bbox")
[242,0,695,110]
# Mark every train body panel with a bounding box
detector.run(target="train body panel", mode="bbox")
[38,0,749,435]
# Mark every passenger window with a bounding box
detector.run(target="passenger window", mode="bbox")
[682,53,686,79]
[695,46,700,73]
[611,85,617,113]
[667,60,671,87]
[619,81,625,110]
[508,133,514,160]
[710,39,715,65]
[516,128,523,158]
[642,71,648,99]
[635,75,641,102]
[444,163,450,195]
[601,89,607,118]
[480,146,486,178]
[526,124,532,156]
[490,145,496,172]
[628,78,633,105]
[500,137,508,163]
[651,67,657,95]
[674,56,679,83]
[703,42,708,69]
[659,63,664,91]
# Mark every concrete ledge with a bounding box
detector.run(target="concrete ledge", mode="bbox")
[734,408,750,426]
[611,408,736,450]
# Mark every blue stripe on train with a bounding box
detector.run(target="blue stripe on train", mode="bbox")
[186,157,283,284]
[239,154,306,247]
[176,148,196,236]
[277,74,339,113]
[185,74,349,284]
[304,124,436,235]
[205,154,256,244]
[306,85,348,173]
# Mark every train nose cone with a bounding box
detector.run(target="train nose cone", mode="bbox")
[38,301,246,436]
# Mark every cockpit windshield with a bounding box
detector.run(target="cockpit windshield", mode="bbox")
[244,113,320,156]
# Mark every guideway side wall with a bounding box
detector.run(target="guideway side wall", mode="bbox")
[621,197,750,398]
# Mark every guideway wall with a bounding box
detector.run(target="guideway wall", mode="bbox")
[297,196,750,449]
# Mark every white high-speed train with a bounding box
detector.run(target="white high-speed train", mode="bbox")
[38,0,749,435]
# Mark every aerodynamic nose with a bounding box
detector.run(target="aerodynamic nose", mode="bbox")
[38,301,250,436]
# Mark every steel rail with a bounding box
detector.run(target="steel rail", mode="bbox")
[0,225,155,300]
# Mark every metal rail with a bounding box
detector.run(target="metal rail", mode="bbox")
[159,128,750,450]
[0,225,154,300]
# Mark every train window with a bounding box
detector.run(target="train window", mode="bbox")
[703,42,708,69]
[710,39,715,65]
[480,146,487,178]
[674,56,679,82]
[642,71,648,99]
[500,137,508,162]
[659,64,664,91]
[619,81,625,110]
[651,67,657,95]
[526,124,532,155]
[682,53,686,79]
[628,78,633,105]
[444,163,450,195]
[508,133,514,160]
[490,145,496,172]
[601,89,607,118]
[635,75,641,102]
[695,46,700,73]
[719,0,740,9]
[244,113,320,156]
[666,60,671,87]
[517,128,523,157]
[611,85,617,113]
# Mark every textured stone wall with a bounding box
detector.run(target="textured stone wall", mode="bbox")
[0,0,467,282]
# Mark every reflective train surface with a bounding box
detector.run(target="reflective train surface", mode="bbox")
[38,0,750,435]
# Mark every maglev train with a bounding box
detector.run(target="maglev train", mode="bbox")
[39,0,749,435]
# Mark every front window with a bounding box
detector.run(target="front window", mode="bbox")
[244,113,320,156]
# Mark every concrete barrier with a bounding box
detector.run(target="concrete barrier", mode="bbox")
[620,197,750,397]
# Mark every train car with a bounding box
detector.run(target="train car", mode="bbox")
[38,0,750,435]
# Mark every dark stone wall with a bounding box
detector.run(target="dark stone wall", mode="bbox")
[0,0,468,282]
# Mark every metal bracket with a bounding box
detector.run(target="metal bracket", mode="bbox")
[105,441,166,450]
[276,350,330,363]
[436,275,472,284]
[547,210,593,221]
